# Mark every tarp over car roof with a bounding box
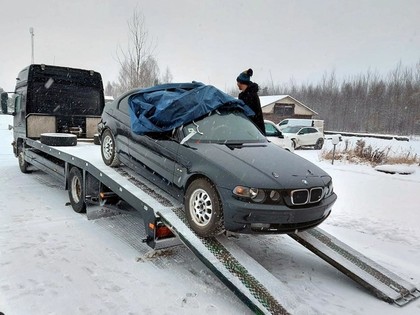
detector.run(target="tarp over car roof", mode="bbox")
[128,82,254,134]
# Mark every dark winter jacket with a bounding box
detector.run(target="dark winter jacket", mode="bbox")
[238,82,265,134]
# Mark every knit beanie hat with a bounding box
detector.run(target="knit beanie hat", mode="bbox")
[236,68,253,85]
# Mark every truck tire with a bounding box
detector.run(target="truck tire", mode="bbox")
[18,149,31,173]
[101,129,120,167]
[185,178,224,237]
[68,167,86,213]
[40,133,77,146]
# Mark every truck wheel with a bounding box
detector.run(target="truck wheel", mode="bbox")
[18,149,31,173]
[185,178,224,237]
[40,133,77,146]
[68,167,86,213]
[101,129,120,167]
[314,138,324,150]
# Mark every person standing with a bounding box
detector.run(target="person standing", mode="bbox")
[236,68,265,134]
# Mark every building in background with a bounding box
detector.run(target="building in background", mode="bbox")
[260,95,318,124]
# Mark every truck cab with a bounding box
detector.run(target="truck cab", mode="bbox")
[1,64,104,157]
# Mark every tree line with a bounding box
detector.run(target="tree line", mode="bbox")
[108,9,419,136]
[260,61,420,136]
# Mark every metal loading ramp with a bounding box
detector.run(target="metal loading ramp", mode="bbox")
[158,208,319,315]
[289,227,420,306]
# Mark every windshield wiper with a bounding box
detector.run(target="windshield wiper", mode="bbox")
[223,142,267,150]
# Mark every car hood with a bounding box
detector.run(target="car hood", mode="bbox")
[188,142,330,189]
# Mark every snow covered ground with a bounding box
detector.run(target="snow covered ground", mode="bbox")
[1,114,420,315]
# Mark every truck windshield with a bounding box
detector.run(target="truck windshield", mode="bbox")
[31,81,102,116]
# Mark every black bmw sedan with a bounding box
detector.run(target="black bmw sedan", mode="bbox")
[98,83,337,237]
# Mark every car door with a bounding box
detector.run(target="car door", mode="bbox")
[110,95,132,158]
[129,130,179,184]
[265,121,288,149]
[298,127,313,146]
[306,127,320,145]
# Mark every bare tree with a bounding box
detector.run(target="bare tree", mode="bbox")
[104,81,114,97]
[160,66,173,84]
[115,9,160,95]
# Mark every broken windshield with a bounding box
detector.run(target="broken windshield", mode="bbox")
[181,111,266,144]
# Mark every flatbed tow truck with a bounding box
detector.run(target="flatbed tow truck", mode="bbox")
[2,65,419,314]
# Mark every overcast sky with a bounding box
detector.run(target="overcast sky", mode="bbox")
[1,0,419,92]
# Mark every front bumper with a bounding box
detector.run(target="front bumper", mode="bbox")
[218,187,337,234]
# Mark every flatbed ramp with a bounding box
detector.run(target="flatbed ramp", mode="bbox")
[27,141,419,313]
[289,228,420,306]
[158,208,317,315]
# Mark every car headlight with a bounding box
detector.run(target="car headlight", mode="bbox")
[323,181,334,198]
[233,186,276,204]
[250,188,266,203]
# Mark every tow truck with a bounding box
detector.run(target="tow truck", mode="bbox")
[1,64,419,314]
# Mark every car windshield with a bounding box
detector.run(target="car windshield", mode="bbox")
[282,126,302,133]
[181,110,267,144]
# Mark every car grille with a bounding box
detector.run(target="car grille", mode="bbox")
[291,187,324,205]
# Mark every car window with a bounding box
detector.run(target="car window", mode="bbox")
[118,96,129,115]
[182,111,267,144]
[282,126,301,133]
[264,123,277,136]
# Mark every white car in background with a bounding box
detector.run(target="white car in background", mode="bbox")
[281,126,324,150]
[264,120,294,152]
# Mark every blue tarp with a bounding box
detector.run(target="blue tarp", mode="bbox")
[128,82,254,134]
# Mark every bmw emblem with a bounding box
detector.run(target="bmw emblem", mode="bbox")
[302,179,309,185]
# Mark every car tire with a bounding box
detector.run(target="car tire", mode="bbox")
[40,133,77,146]
[68,167,86,213]
[101,129,120,167]
[18,147,31,174]
[315,138,324,150]
[292,139,297,149]
[185,178,224,237]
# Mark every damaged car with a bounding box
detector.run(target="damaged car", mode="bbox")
[98,82,337,237]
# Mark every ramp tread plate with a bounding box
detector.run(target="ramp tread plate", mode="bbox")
[292,227,420,305]
[158,208,295,315]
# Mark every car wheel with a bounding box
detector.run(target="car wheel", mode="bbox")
[68,167,86,213]
[40,133,77,146]
[185,178,224,237]
[18,147,31,174]
[314,138,324,150]
[292,139,297,149]
[101,129,120,167]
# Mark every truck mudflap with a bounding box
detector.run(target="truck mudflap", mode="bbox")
[289,227,420,306]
